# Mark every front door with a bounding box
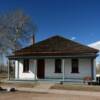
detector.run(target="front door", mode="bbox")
[37,59,45,79]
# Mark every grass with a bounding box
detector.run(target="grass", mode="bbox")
[51,83,100,92]
[0,72,37,88]
[0,82,37,88]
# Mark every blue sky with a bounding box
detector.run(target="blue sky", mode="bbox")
[0,0,100,45]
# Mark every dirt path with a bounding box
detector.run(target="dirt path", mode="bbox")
[33,83,54,90]
[49,89,100,97]
[0,92,100,100]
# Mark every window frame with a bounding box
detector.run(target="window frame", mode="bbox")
[71,59,79,73]
[23,59,29,73]
[55,59,62,73]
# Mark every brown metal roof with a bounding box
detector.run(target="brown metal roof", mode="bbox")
[12,35,99,57]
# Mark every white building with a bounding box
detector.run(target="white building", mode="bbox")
[8,35,99,82]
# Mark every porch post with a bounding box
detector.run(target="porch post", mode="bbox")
[17,60,19,79]
[62,59,65,82]
[91,58,96,81]
[34,59,37,81]
[91,58,93,80]
[93,59,96,81]
[8,59,10,80]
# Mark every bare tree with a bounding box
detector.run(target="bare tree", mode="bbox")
[0,9,37,66]
[0,9,37,53]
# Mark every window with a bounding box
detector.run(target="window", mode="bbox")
[71,59,79,73]
[23,59,29,72]
[55,59,62,73]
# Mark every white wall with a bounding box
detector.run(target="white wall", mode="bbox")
[45,58,92,80]
[15,59,37,80]
[15,58,94,80]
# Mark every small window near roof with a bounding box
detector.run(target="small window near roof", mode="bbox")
[23,59,29,72]
[71,59,79,73]
[55,59,62,73]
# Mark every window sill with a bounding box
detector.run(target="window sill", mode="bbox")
[71,72,80,74]
[23,71,29,73]
[54,72,62,73]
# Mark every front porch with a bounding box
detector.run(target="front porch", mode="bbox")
[7,78,84,84]
[7,56,96,83]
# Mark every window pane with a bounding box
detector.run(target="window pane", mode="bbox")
[23,59,29,72]
[55,59,62,73]
[71,59,79,73]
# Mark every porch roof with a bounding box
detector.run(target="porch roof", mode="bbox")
[8,53,98,60]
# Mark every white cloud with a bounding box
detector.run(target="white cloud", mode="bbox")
[88,41,100,50]
[71,37,76,40]
[88,41,100,65]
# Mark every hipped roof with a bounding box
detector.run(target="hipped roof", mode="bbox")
[11,35,99,57]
